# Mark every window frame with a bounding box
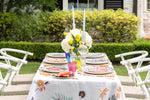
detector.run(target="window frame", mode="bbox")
[68,0,98,10]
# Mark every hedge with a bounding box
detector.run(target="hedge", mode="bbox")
[0,9,140,43]
[0,40,149,62]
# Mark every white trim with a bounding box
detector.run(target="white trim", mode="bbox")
[63,0,68,11]
[64,0,100,11]
[137,0,145,38]
[88,0,89,8]
[98,0,103,11]
[143,0,147,11]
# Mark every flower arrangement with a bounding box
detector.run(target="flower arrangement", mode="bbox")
[61,29,92,56]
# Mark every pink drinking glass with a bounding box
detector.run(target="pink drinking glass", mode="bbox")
[68,62,77,76]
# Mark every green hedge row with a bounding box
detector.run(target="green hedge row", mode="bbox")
[0,40,149,62]
[0,9,140,43]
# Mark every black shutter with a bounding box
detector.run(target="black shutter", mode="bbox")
[104,0,123,10]
[133,0,137,16]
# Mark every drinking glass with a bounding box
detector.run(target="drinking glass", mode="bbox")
[68,62,77,76]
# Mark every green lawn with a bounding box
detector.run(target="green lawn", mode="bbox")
[113,64,148,81]
[0,61,147,81]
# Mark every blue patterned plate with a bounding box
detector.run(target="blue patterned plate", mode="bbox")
[46,53,65,58]
[86,53,105,58]
[84,66,114,75]
[86,58,109,64]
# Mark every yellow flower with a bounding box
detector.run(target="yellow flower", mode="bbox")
[76,34,81,39]
[68,39,73,44]
[76,38,80,42]
[37,80,44,87]
[70,46,74,49]
[79,29,82,33]
[79,41,82,46]
[63,32,68,36]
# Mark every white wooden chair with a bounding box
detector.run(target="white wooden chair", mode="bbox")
[0,56,21,91]
[0,48,33,85]
[115,51,150,100]
[115,51,148,84]
[123,58,150,100]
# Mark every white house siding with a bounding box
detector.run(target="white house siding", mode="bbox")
[143,0,147,11]
[63,0,68,11]
[124,0,133,13]
[137,0,145,37]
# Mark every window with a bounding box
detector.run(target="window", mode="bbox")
[104,0,123,10]
[68,0,98,10]
[148,0,150,9]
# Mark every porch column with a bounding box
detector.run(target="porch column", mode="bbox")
[63,0,68,11]
[137,0,145,38]
[143,0,147,11]
[98,0,104,11]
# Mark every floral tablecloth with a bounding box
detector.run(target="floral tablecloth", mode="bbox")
[27,55,126,100]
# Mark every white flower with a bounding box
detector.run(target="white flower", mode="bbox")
[61,38,71,53]
[66,29,81,39]
[85,32,92,48]
[61,28,93,53]
[80,31,93,48]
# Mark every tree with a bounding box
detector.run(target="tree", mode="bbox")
[0,0,57,14]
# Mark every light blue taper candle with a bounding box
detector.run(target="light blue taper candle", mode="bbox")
[72,5,75,29]
[82,9,85,44]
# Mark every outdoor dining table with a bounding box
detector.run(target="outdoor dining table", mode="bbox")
[27,53,126,100]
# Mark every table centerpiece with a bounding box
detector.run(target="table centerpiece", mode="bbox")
[61,7,92,71]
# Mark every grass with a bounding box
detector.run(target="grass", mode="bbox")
[0,61,147,81]
[0,61,41,78]
[113,64,148,81]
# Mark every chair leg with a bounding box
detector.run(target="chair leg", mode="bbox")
[8,71,16,85]
[0,84,6,93]
[141,85,150,100]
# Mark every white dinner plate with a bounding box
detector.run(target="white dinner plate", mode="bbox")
[40,64,68,73]
[43,58,67,64]
[84,66,114,75]
[86,58,109,64]
[46,53,65,58]
[86,53,105,58]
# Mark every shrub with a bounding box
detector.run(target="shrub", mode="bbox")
[0,9,140,43]
[134,39,150,57]
[0,12,17,41]
[41,10,68,42]
[12,13,46,42]
[0,41,141,62]
[42,9,140,43]
[86,9,140,43]
[0,12,47,42]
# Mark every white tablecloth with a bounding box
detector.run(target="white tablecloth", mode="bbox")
[27,55,126,100]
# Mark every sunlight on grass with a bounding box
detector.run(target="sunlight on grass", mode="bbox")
[113,65,128,76]
[113,65,147,80]
[19,62,41,74]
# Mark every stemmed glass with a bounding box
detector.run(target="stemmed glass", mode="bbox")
[78,44,88,71]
